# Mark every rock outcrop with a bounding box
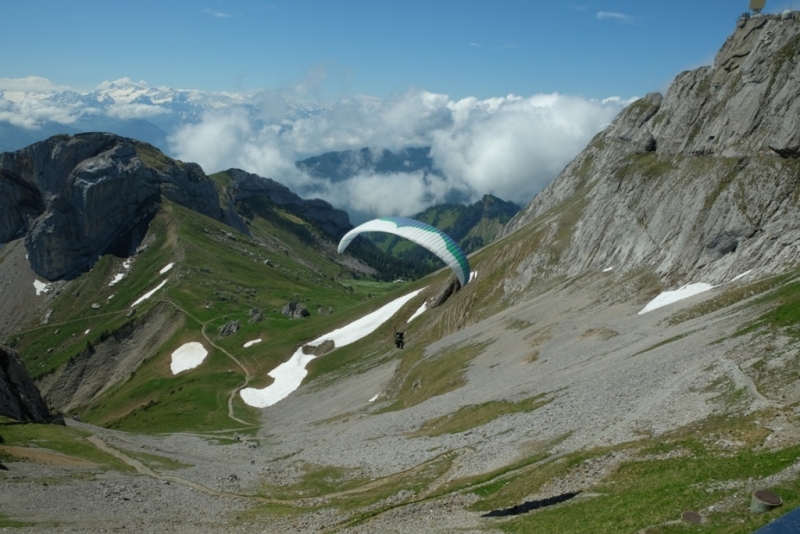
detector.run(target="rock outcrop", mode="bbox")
[501,15,800,289]
[281,302,310,319]
[219,320,241,337]
[223,168,352,239]
[0,133,353,281]
[0,345,51,422]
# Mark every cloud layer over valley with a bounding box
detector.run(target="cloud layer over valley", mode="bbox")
[1,77,632,220]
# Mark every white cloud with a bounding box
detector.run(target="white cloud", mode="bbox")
[168,88,628,219]
[0,76,69,95]
[0,75,632,220]
[0,94,82,129]
[203,8,233,18]
[315,170,456,219]
[597,11,633,22]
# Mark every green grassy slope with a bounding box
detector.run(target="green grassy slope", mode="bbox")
[4,194,413,433]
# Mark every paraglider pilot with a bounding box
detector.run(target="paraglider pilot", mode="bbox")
[394,326,405,349]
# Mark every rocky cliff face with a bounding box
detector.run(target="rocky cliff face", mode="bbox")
[502,15,800,289]
[0,345,51,422]
[224,168,352,239]
[0,133,353,281]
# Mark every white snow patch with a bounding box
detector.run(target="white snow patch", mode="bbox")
[469,271,478,283]
[369,393,380,402]
[109,259,134,286]
[603,266,614,272]
[408,302,427,323]
[160,263,174,275]
[729,270,752,283]
[243,339,262,348]
[130,279,167,307]
[241,288,425,408]
[33,280,50,295]
[638,283,715,315]
[85,329,90,335]
[108,294,114,300]
[170,342,208,374]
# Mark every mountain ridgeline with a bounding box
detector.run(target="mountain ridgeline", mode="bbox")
[0,134,409,281]
[494,13,800,295]
[296,147,438,183]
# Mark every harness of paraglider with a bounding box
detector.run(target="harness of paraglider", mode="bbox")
[393,327,405,349]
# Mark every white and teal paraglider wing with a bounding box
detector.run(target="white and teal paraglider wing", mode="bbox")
[337,217,471,286]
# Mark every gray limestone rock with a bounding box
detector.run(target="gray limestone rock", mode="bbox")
[501,16,800,289]
[302,339,335,356]
[219,320,241,337]
[429,278,461,309]
[0,132,352,282]
[0,345,52,422]
[281,302,310,319]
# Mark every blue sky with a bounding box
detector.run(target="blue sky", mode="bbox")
[2,0,799,219]
[3,0,795,100]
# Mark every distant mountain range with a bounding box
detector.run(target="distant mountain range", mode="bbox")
[296,147,437,183]
[0,78,305,153]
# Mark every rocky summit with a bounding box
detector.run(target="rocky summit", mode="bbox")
[0,133,352,280]
[502,14,800,289]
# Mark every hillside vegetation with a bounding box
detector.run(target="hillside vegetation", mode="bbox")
[2,13,800,533]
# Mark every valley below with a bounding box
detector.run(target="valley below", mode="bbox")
[3,257,800,533]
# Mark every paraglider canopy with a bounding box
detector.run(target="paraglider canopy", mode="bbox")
[338,217,471,287]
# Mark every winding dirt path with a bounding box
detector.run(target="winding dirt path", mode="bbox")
[163,299,256,426]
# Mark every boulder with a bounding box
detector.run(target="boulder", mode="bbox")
[429,278,461,309]
[0,345,52,422]
[281,302,310,319]
[301,339,335,356]
[248,308,263,324]
[219,320,241,337]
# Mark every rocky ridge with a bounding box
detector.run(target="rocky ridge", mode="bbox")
[0,133,353,281]
[502,14,800,290]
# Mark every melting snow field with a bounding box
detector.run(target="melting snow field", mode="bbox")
[240,288,425,408]
[730,270,752,283]
[109,259,133,286]
[33,280,50,295]
[408,302,427,323]
[131,280,167,307]
[637,271,755,315]
[160,263,174,275]
[243,339,262,348]
[171,342,208,374]
[638,283,715,315]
